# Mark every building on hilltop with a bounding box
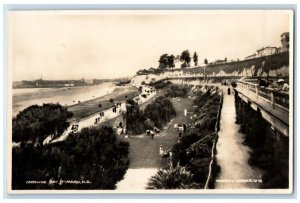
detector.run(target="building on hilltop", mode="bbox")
[256,47,277,57]
[244,32,289,59]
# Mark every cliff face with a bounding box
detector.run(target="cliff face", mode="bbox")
[132,52,289,85]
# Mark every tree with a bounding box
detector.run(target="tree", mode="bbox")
[204,59,208,64]
[62,126,130,189]
[143,96,176,128]
[124,97,176,134]
[12,103,73,144]
[12,125,130,189]
[158,54,175,69]
[124,99,145,134]
[147,166,199,189]
[180,50,191,68]
[158,54,169,69]
[193,52,198,66]
[144,118,155,130]
[168,55,175,69]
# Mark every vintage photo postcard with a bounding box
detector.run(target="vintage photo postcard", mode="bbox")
[7,10,293,194]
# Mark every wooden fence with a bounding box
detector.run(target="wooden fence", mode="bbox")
[204,89,224,189]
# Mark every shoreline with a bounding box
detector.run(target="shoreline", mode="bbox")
[67,85,139,121]
[12,82,118,116]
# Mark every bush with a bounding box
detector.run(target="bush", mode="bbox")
[12,103,73,144]
[12,126,129,190]
[171,134,201,166]
[125,97,176,134]
[165,84,189,98]
[150,80,172,89]
[124,99,145,134]
[187,157,211,184]
[143,96,176,128]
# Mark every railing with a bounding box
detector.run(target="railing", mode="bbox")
[274,91,289,108]
[236,80,289,109]
[258,88,272,100]
[204,90,223,189]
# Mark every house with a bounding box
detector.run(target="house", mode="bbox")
[212,58,227,64]
[256,47,277,57]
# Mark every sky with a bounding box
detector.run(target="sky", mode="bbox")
[9,10,291,81]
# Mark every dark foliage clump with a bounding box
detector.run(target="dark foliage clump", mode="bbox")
[12,103,73,144]
[12,126,129,190]
[124,97,176,134]
[143,96,176,129]
[149,80,172,89]
[165,84,189,98]
[124,99,145,134]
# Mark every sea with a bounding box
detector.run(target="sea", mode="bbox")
[12,82,116,117]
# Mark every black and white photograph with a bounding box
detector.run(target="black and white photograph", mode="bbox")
[7,9,293,194]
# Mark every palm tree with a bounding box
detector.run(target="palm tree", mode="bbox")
[147,166,199,189]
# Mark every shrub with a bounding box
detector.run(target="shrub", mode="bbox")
[165,84,189,98]
[12,103,73,144]
[125,97,176,134]
[12,126,129,190]
[124,99,145,134]
[143,96,176,128]
[150,80,172,89]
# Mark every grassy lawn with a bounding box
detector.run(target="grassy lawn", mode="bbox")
[68,86,138,121]
[122,97,194,169]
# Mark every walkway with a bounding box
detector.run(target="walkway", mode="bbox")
[215,87,262,189]
[49,86,157,144]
